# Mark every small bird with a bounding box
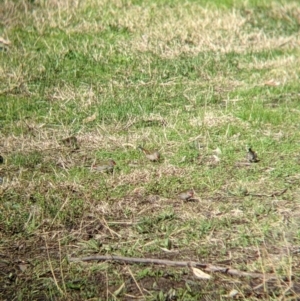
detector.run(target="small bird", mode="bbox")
[0,155,3,164]
[61,136,79,150]
[178,189,194,201]
[91,159,116,173]
[247,147,259,163]
[138,146,160,162]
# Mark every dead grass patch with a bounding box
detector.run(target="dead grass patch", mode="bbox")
[115,3,299,57]
[190,111,247,128]
[3,1,299,58]
[242,54,300,86]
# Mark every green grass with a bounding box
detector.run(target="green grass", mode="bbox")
[1,0,300,300]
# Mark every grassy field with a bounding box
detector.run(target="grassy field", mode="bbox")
[1,0,300,300]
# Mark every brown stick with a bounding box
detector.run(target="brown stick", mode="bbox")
[68,255,275,279]
[248,188,288,198]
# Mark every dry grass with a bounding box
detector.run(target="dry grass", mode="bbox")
[1,0,300,300]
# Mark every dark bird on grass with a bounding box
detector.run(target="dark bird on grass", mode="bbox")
[61,136,79,150]
[178,189,194,201]
[138,145,160,162]
[91,159,116,173]
[0,155,3,164]
[247,147,259,163]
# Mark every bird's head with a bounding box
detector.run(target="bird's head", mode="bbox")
[109,159,117,166]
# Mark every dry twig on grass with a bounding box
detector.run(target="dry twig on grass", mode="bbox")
[247,188,288,198]
[69,255,276,279]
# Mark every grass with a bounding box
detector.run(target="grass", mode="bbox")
[1,0,300,300]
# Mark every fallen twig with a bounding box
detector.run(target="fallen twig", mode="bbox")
[69,255,275,279]
[227,188,288,198]
[247,188,288,198]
